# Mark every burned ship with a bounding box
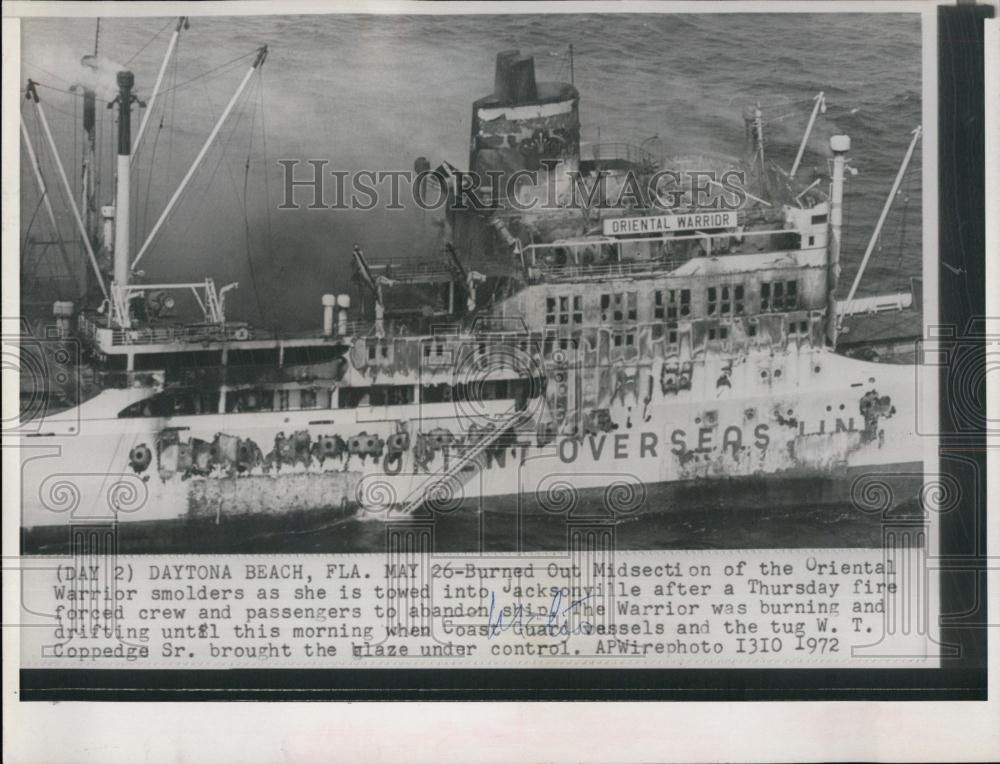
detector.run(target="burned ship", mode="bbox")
[18,36,925,546]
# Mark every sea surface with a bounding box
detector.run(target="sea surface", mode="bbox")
[20,11,924,552]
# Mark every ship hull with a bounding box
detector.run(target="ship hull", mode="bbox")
[21,459,923,554]
[18,348,927,552]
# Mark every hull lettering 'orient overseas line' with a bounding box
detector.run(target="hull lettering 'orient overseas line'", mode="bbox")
[17,33,924,545]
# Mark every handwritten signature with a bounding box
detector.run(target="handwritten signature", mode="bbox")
[486,589,594,639]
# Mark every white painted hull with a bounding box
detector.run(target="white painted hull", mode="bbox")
[18,348,924,529]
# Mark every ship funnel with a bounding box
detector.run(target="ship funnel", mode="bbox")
[470,49,580,197]
[827,134,851,344]
[113,70,136,287]
[493,50,538,103]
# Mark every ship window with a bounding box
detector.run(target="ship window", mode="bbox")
[600,293,610,320]
[368,344,377,361]
[627,292,637,321]
[421,383,452,404]
[548,295,577,325]
[652,324,664,340]
[734,285,745,315]
[811,213,828,225]
[613,293,624,321]
[300,388,318,409]
[720,327,729,340]
[668,326,678,345]
[680,289,691,317]
[808,235,815,246]
[278,390,290,411]
[748,322,758,338]
[708,328,717,341]
[341,385,414,408]
[773,281,784,309]
[226,388,275,413]
[654,290,665,319]
[721,286,731,315]
[573,296,583,323]
[613,333,623,347]
[760,280,799,312]
[707,287,717,316]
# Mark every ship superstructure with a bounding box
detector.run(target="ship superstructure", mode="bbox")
[17,39,924,540]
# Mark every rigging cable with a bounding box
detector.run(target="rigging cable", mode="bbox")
[894,159,916,273]
[23,104,72,295]
[259,66,279,310]
[73,95,79,234]
[124,18,174,66]
[157,50,257,98]
[239,74,267,323]
[140,112,165,244]
[164,35,181,192]
[186,78,256,234]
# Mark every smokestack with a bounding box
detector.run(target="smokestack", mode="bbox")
[827,134,850,344]
[80,56,98,250]
[113,70,134,286]
[509,57,538,103]
[494,50,520,101]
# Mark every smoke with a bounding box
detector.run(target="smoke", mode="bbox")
[77,54,129,100]
[27,43,126,101]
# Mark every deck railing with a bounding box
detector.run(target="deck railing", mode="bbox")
[78,313,373,348]
[583,142,657,168]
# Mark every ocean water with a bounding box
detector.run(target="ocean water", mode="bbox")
[20,11,924,551]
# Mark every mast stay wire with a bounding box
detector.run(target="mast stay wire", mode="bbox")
[152,77,256,271]
[238,74,267,324]
[188,78,256,225]
[124,18,174,66]
[157,50,257,98]
[186,79,265,320]
[258,67,281,336]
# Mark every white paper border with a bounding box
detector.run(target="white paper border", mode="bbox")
[3,2,997,763]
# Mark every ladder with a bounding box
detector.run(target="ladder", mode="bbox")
[397,405,529,515]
